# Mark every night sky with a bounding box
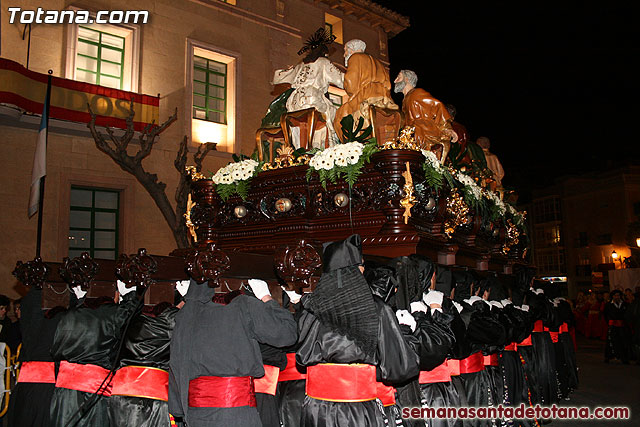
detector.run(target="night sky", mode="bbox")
[372,1,639,202]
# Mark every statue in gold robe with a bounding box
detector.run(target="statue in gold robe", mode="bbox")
[394,70,457,161]
[333,39,397,141]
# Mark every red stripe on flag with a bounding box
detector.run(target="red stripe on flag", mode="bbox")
[1,91,154,132]
[0,58,159,106]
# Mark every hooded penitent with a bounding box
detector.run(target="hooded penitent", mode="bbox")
[307,234,379,357]
[364,263,397,304]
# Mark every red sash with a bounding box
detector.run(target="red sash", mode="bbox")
[548,331,559,343]
[254,365,280,396]
[483,354,499,367]
[278,353,306,382]
[55,361,113,396]
[533,320,544,332]
[306,364,378,402]
[111,366,169,401]
[518,335,532,346]
[188,376,256,408]
[459,352,484,374]
[560,323,569,333]
[418,360,451,384]
[504,343,517,351]
[609,320,624,327]
[447,359,460,376]
[17,361,56,384]
[375,382,396,406]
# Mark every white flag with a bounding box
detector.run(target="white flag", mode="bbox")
[28,89,49,217]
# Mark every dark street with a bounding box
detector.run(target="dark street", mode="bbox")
[553,336,639,426]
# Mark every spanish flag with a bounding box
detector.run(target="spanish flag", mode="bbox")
[0,57,159,131]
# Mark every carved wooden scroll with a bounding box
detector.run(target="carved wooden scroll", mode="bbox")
[12,257,49,288]
[59,252,100,290]
[185,242,230,286]
[274,239,322,291]
[116,248,159,289]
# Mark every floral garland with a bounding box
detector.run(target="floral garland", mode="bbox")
[211,158,262,201]
[455,171,483,211]
[307,141,379,189]
[483,188,507,221]
[421,150,454,192]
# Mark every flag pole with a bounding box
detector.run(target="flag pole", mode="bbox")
[35,71,53,258]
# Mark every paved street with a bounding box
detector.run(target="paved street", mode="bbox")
[552,336,639,426]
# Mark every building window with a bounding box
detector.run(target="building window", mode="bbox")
[193,56,227,124]
[65,13,140,92]
[68,187,119,260]
[325,13,343,44]
[188,41,238,153]
[75,26,125,89]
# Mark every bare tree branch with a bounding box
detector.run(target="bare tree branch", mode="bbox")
[86,102,199,249]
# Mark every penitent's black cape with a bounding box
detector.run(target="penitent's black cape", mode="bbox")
[296,295,419,427]
[108,305,178,427]
[49,292,141,427]
[7,287,66,427]
[168,280,297,427]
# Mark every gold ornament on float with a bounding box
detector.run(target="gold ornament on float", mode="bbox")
[262,146,311,170]
[185,165,206,181]
[184,193,198,243]
[444,190,470,238]
[400,161,416,224]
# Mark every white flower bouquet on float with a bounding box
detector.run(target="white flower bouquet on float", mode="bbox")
[211,158,262,201]
[306,141,379,189]
[483,188,507,221]
[455,171,483,210]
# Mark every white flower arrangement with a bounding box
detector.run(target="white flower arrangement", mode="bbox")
[483,189,506,217]
[307,141,377,189]
[456,172,483,201]
[421,149,443,172]
[212,159,259,185]
[421,149,454,192]
[211,158,261,201]
[308,142,364,170]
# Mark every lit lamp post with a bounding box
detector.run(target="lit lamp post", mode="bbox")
[636,237,640,248]
[611,250,624,268]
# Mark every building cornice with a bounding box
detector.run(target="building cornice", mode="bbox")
[190,0,303,39]
[316,0,410,37]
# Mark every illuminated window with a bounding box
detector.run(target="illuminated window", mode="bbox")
[68,187,119,260]
[325,13,343,44]
[65,15,140,92]
[188,41,238,153]
[193,56,227,124]
[75,26,125,89]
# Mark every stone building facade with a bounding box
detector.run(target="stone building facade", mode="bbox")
[0,0,408,297]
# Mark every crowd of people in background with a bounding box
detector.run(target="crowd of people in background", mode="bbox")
[0,294,21,354]
[573,287,640,364]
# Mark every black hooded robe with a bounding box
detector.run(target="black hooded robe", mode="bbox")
[296,296,419,427]
[7,288,65,427]
[49,292,141,427]
[168,280,297,427]
[108,305,178,427]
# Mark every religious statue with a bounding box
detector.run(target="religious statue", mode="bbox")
[272,28,344,148]
[394,70,458,161]
[477,136,504,188]
[333,39,397,141]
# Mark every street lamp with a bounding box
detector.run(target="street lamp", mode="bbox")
[636,237,640,247]
[611,250,624,268]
